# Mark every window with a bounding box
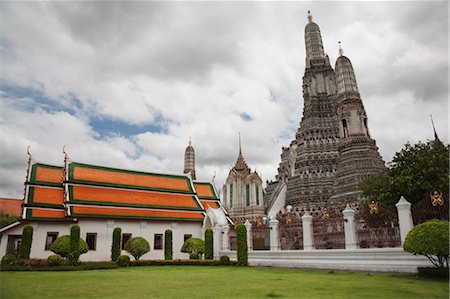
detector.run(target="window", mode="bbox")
[45,232,58,250]
[246,184,250,206]
[184,234,192,242]
[6,235,22,254]
[229,183,233,208]
[86,233,97,251]
[154,234,163,250]
[255,185,260,205]
[122,233,132,250]
[342,119,348,138]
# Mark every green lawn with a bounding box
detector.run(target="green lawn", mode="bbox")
[0,266,448,298]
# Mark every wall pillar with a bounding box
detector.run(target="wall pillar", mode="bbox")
[244,220,253,251]
[395,196,414,245]
[213,225,221,259]
[269,218,280,251]
[342,204,357,249]
[301,212,314,250]
[221,225,230,252]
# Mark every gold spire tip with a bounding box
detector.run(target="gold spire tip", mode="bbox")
[189,136,191,146]
[307,10,312,23]
[27,145,32,161]
[338,41,344,56]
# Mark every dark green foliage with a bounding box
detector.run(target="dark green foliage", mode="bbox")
[50,235,88,259]
[181,238,204,259]
[18,225,33,259]
[47,254,63,267]
[236,224,248,266]
[219,255,230,265]
[164,229,173,260]
[204,228,213,260]
[404,219,449,268]
[117,255,130,267]
[130,259,238,266]
[359,141,449,205]
[1,253,17,267]
[69,225,81,265]
[2,260,117,271]
[111,227,122,262]
[124,237,150,260]
[0,212,20,229]
[417,267,449,280]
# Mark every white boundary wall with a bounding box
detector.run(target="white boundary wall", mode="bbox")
[220,248,433,273]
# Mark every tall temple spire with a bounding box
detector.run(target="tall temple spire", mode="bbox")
[304,11,326,67]
[183,138,196,180]
[335,51,359,94]
[234,133,249,171]
[430,115,444,148]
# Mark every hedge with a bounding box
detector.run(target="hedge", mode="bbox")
[204,229,213,260]
[111,227,122,262]
[417,267,449,280]
[130,259,238,267]
[18,225,33,259]
[1,260,118,271]
[164,229,173,260]
[236,224,248,266]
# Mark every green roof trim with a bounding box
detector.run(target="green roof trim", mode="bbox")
[67,186,203,211]
[68,162,194,194]
[24,208,66,221]
[29,163,64,187]
[26,186,64,208]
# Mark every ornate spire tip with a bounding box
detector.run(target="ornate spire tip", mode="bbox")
[307,10,312,23]
[338,41,344,56]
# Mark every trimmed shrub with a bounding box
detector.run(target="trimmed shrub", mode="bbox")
[204,228,213,260]
[111,227,122,262]
[404,219,449,268]
[219,255,230,265]
[46,254,63,267]
[117,255,130,267]
[181,238,204,260]
[69,225,81,265]
[18,225,33,259]
[236,224,248,266]
[164,229,173,260]
[1,253,17,268]
[50,235,88,260]
[124,237,150,260]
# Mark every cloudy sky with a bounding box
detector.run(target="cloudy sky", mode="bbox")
[0,1,448,199]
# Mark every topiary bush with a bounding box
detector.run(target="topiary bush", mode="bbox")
[111,227,122,262]
[404,219,449,268]
[69,225,81,265]
[204,228,213,260]
[219,255,230,265]
[236,224,248,266]
[181,238,204,260]
[117,255,130,267]
[164,229,173,260]
[50,235,88,260]
[1,254,17,268]
[18,225,33,259]
[47,254,63,267]
[124,237,150,260]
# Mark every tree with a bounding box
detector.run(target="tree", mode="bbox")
[111,227,122,262]
[0,212,20,229]
[359,140,449,205]
[18,225,33,259]
[124,237,150,260]
[164,229,173,260]
[69,225,81,265]
[204,229,213,260]
[50,235,88,259]
[404,219,449,268]
[236,224,248,266]
[181,238,204,259]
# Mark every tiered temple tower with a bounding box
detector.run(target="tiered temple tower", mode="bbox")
[266,12,385,212]
[223,139,264,222]
[183,138,196,180]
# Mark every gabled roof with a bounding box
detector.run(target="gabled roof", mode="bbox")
[0,198,22,216]
[193,182,218,200]
[29,163,64,187]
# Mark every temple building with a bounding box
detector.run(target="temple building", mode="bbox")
[266,12,385,216]
[222,140,264,223]
[0,147,231,261]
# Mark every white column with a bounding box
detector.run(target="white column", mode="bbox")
[221,225,230,251]
[269,218,280,251]
[342,204,357,249]
[244,220,253,251]
[213,225,221,259]
[301,212,314,250]
[395,196,414,245]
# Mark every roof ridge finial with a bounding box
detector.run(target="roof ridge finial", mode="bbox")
[307,10,312,23]
[27,145,32,162]
[338,41,344,56]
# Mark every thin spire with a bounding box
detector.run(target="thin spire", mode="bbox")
[27,145,32,162]
[234,132,249,171]
[338,41,344,56]
[189,136,192,146]
[430,115,440,141]
[307,10,312,23]
[238,132,242,153]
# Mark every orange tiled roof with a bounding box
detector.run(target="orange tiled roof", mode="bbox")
[27,186,64,208]
[67,185,202,211]
[68,163,193,194]
[0,198,22,216]
[24,207,66,220]
[29,164,64,186]
[200,200,220,209]
[193,182,218,199]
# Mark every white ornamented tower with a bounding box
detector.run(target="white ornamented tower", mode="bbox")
[183,138,196,180]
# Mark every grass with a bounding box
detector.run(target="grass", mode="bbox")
[0,266,448,298]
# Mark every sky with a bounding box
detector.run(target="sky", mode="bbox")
[0,1,448,199]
